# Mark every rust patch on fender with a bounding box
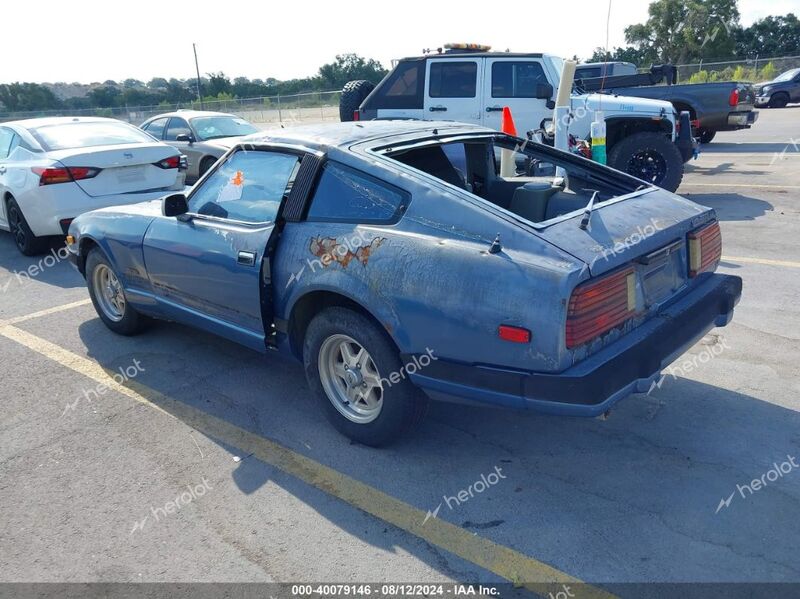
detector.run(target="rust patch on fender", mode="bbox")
[309,236,385,268]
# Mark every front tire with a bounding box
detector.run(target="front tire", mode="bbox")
[86,248,148,335]
[608,132,684,192]
[199,156,217,178]
[769,93,789,109]
[6,198,49,256]
[303,307,428,446]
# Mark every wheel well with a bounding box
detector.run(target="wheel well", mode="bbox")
[77,237,99,275]
[287,290,396,360]
[672,102,696,120]
[606,118,672,150]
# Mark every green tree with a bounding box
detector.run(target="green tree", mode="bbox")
[0,83,62,112]
[317,54,387,89]
[734,13,800,57]
[624,0,740,64]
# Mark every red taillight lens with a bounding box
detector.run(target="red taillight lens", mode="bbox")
[32,166,100,185]
[155,155,181,169]
[498,325,531,344]
[353,110,360,121]
[566,266,637,348]
[729,89,739,106]
[688,221,722,277]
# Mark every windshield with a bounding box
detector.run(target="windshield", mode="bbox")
[190,116,259,141]
[32,121,155,151]
[774,68,800,83]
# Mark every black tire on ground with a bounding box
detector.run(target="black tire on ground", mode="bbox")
[607,131,684,193]
[339,80,375,122]
[699,128,717,144]
[199,156,217,178]
[303,307,429,447]
[6,197,49,256]
[85,248,149,336]
[769,93,790,109]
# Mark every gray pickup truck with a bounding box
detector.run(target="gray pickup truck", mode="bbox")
[755,68,800,108]
[575,63,759,144]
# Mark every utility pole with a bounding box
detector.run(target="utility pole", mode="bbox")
[193,43,204,110]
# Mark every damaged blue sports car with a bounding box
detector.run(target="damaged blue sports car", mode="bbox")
[67,121,741,446]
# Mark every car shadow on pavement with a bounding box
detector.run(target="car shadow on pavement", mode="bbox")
[0,234,83,291]
[684,162,768,177]
[677,193,773,221]
[76,317,800,583]
[699,142,796,154]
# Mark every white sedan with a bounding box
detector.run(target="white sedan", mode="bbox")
[0,117,186,255]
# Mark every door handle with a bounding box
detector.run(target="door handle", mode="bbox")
[237,251,256,266]
[485,106,504,112]
[429,106,447,112]
[0,166,6,174]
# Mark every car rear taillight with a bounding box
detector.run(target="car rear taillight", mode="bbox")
[353,110,360,121]
[32,166,100,186]
[566,266,637,349]
[688,221,722,277]
[155,155,181,169]
[729,89,739,106]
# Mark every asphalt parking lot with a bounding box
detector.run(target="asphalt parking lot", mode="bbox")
[1,107,799,598]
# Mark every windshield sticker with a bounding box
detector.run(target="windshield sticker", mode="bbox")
[217,170,245,203]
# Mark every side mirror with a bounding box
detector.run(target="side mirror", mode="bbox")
[175,133,195,143]
[162,193,189,218]
[535,82,554,100]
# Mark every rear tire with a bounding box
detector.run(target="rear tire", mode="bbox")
[6,198,49,256]
[86,248,149,336]
[699,128,716,144]
[339,80,375,122]
[608,132,684,193]
[303,307,428,446]
[769,93,790,109]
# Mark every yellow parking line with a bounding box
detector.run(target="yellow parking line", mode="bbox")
[722,255,800,269]
[0,298,92,327]
[0,318,614,598]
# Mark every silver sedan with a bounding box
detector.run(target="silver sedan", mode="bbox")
[140,110,259,182]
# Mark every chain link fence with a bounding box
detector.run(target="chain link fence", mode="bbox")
[674,55,800,83]
[0,90,342,127]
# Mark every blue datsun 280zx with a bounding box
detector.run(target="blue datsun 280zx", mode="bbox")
[67,120,742,446]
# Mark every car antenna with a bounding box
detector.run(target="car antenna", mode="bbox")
[489,233,503,254]
[579,190,600,230]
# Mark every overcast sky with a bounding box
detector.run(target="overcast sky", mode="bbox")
[4,0,799,84]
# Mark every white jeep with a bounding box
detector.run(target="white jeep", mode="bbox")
[341,47,694,191]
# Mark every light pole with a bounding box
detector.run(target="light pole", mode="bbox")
[193,43,204,110]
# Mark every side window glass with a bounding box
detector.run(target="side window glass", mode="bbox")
[164,118,192,141]
[306,162,407,224]
[0,128,14,160]
[491,62,548,98]
[144,117,168,140]
[429,62,477,98]
[187,150,300,223]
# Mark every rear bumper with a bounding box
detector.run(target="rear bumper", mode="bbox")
[408,273,742,416]
[725,110,759,129]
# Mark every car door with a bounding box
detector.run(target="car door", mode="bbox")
[482,58,553,134]
[142,117,168,141]
[165,116,203,179]
[424,58,482,124]
[142,147,302,351]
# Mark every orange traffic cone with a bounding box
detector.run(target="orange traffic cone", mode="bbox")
[501,106,518,137]
[500,106,518,177]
